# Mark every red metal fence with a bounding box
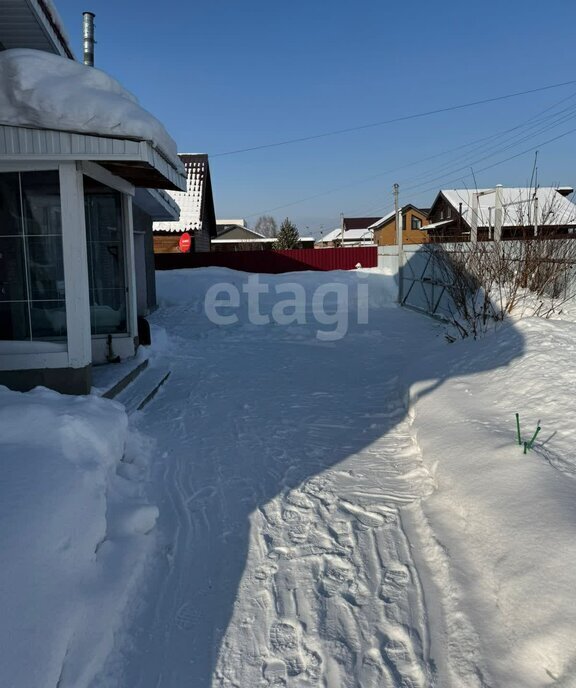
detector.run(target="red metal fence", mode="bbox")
[155,247,378,273]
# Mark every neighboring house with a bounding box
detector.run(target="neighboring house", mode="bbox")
[217,218,247,228]
[316,217,379,247]
[213,225,275,252]
[368,205,429,245]
[213,225,315,251]
[153,154,216,253]
[427,187,576,241]
[0,3,185,394]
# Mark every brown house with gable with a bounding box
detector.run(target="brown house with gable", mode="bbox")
[369,205,429,245]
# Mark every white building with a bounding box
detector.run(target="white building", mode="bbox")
[0,2,185,394]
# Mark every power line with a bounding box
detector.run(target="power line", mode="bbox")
[246,91,576,220]
[213,79,576,157]
[358,125,576,219]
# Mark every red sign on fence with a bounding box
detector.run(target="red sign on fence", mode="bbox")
[178,232,192,253]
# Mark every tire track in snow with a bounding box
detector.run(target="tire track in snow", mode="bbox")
[214,382,436,688]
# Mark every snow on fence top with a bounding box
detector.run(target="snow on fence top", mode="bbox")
[0,49,178,163]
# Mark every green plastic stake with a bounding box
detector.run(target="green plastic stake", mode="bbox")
[515,413,521,446]
[528,426,541,450]
[523,441,528,455]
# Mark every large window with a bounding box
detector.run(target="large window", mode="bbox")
[84,177,127,335]
[0,171,66,341]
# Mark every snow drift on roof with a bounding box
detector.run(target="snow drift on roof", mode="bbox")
[0,49,178,162]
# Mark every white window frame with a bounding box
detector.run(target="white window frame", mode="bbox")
[0,161,90,370]
[0,159,137,370]
[80,162,138,362]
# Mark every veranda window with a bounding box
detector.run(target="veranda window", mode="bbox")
[84,177,128,335]
[0,171,66,341]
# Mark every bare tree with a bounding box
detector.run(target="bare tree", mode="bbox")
[254,215,278,238]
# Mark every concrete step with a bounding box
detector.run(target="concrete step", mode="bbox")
[99,358,149,399]
[113,364,171,414]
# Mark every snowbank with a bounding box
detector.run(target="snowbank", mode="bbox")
[0,386,157,688]
[156,267,396,322]
[0,49,178,161]
[410,317,576,687]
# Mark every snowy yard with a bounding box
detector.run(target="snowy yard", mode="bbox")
[2,267,576,687]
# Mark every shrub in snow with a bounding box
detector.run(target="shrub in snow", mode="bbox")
[426,237,576,339]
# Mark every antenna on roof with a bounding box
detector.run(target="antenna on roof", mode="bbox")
[83,12,95,66]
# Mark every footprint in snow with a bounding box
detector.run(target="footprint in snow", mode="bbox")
[174,602,199,631]
[269,622,308,677]
[379,564,410,603]
[262,658,287,686]
[319,555,355,597]
[285,490,315,511]
[338,500,386,528]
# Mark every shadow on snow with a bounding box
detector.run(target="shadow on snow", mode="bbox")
[109,253,525,687]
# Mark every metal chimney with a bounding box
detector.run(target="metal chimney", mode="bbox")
[83,12,95,66]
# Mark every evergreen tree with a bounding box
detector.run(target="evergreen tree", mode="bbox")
[275,218,300,249]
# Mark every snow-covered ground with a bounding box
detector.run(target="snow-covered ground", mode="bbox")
[2,266,576,687]
[0,388,158,687]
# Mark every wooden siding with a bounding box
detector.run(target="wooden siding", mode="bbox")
[374,208,429,245]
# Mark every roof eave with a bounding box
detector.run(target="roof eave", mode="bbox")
[133,188,180,220]
[0,124,186,191]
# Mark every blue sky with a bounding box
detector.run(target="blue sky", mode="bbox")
[55,0,576,235]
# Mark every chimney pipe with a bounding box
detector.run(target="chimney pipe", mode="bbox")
[83,12,95,66]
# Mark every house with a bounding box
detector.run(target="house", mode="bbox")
[0,3,186,394]
[212,223,315,251]
[316,218,379,247]
[427,187,576,241]
[212,224,276,252]
[153,154,216,253]
[367,205,429,245]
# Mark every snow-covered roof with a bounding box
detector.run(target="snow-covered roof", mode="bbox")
[421,219,451,231]
[154,154,212,232]
[441,188,576,227]
[217,219,246,227]
[0,49,181,172]
[212,238,277,244]
[318,227,374,243]
[367,210,396,230]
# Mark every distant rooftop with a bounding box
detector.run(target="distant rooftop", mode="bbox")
[154,154,215,232]
[217,219,246,227]
[441,187,576,227]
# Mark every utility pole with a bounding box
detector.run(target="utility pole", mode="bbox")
[494,184,503,242]
[394,183,404,304]
[470,192,479,244]
[340,212,344,248]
